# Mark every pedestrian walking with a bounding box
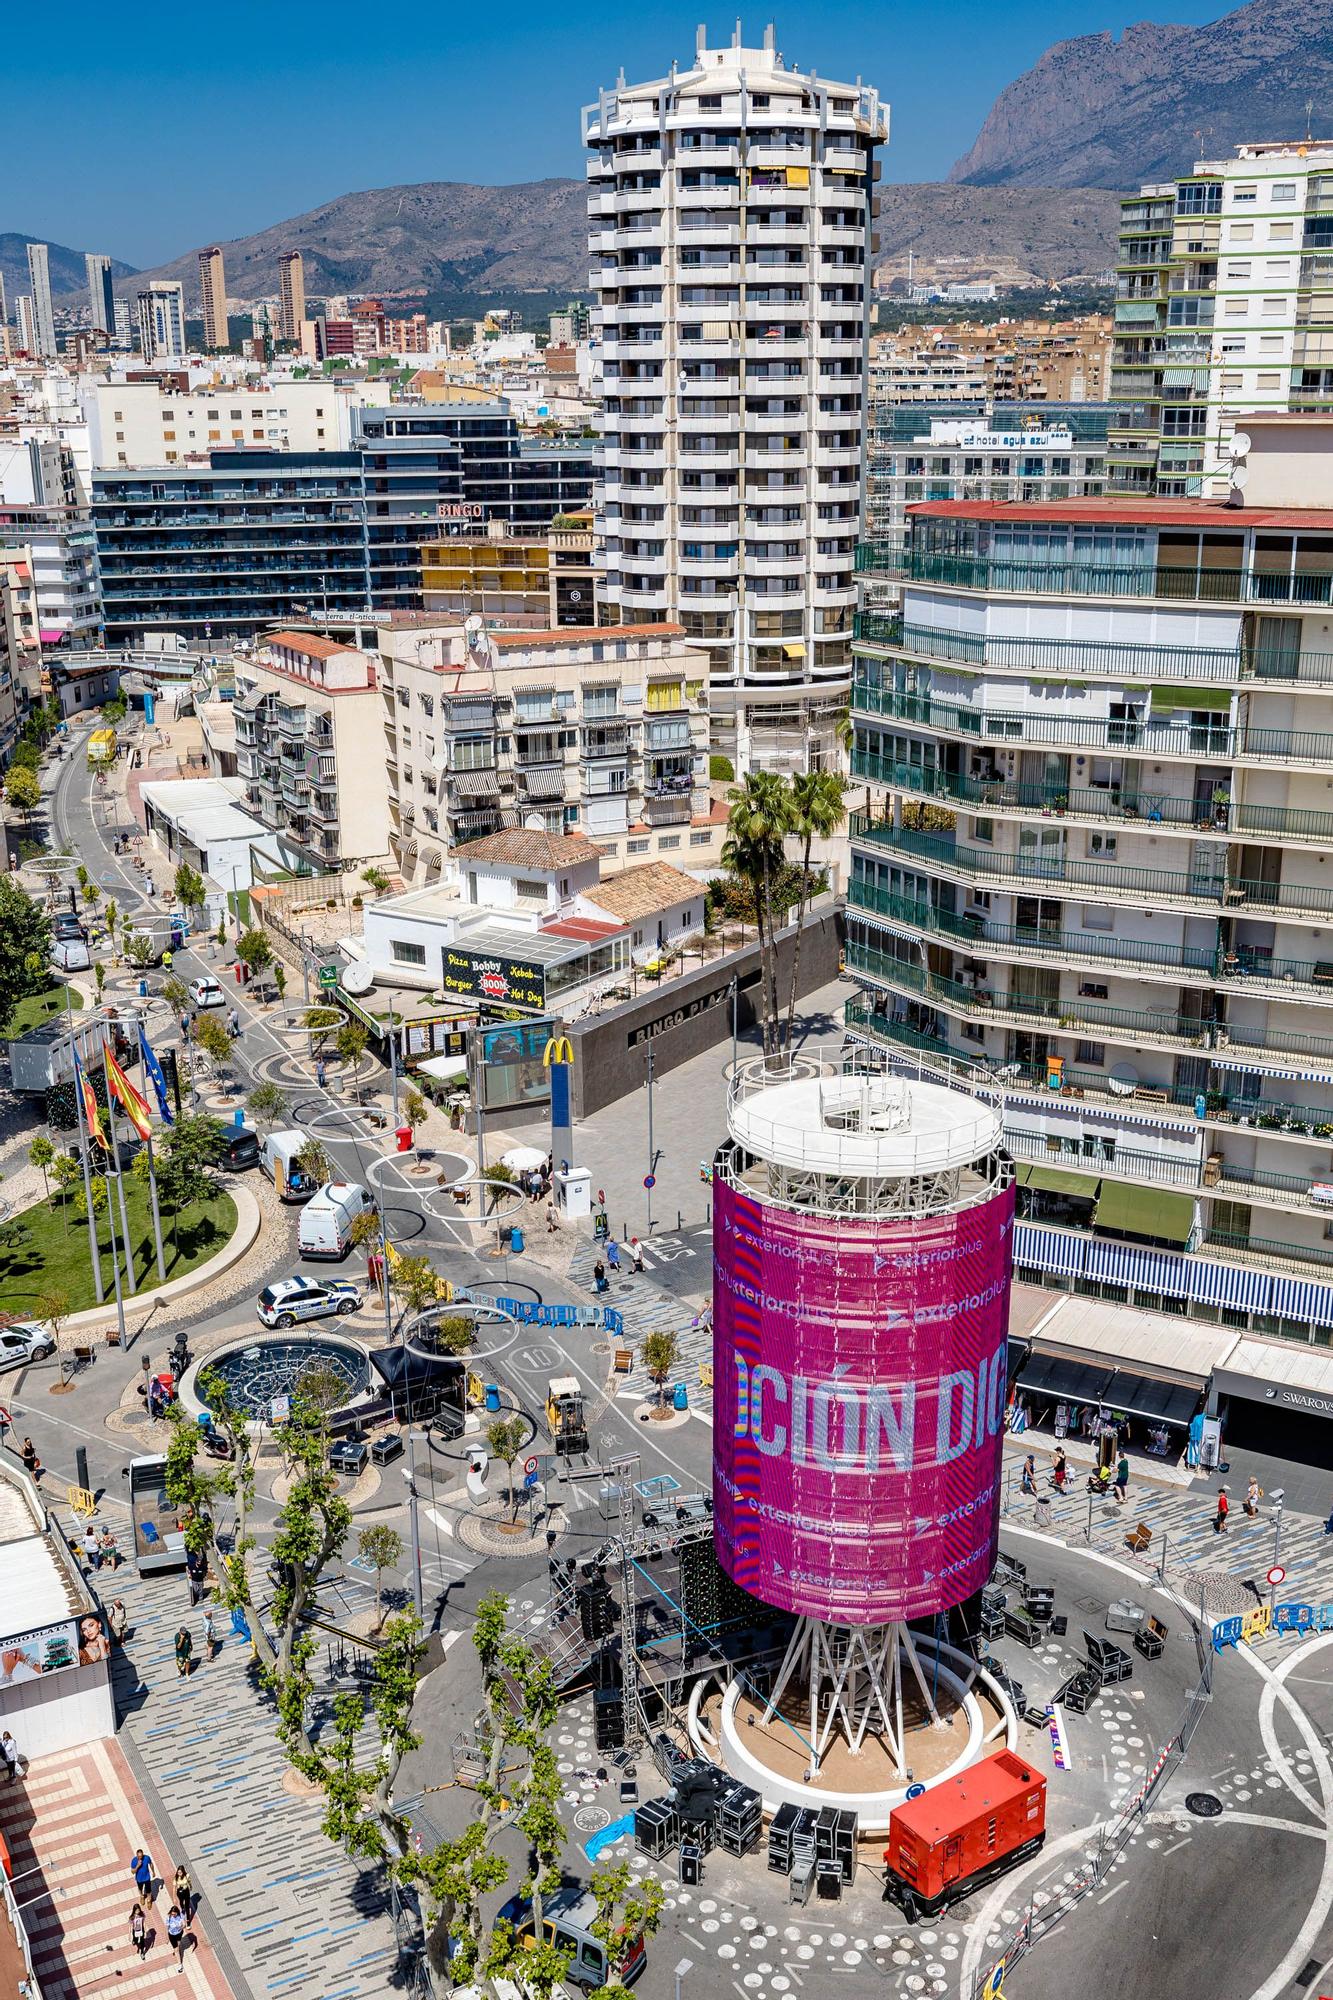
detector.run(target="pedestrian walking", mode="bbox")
[166,1903,193,1965]
[546,1201,558,1233]
[1,1730,19,1784]
[173,1863,194,1917]
[202,1610,216,1662]
[227,1008,240,1037]
[99,1527,122,1569]
[82,1526,102,1570]
[20,1437,40,1482]
[1020,1454,1037,1496]
[630,1237,645,1274]
[592,1260,608,1296]
[1050,1447,1069,1491]
[1213,1485,1230,1534]
[129,1904,149,1959]
[1114,1452,1130,1505]
[1244,1475,1263,1518]
[186,1549,206,1606]
[109,1600,129,1644]
[174,1626,193,1678]
[131,1849,155,1908]
[606,1238,621,1276]
[316,1058,327,1088]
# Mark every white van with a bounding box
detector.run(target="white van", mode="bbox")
[298,1181,375,1260]
[260,1129,318,1203]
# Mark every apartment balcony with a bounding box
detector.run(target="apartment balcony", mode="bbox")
[896,547,1333,608]
[842,939,1333,1075]
[848,812,1333,925]
[850,744,1333,854]
[642,793,693,825]
[853,613,1333,691]
[309,790,339,826]
[581,723,630,758]
[1001,1126,1333,1221]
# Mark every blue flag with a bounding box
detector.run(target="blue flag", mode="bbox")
[139,1024,173,1124]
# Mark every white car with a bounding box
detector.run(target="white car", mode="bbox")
[189,976,226,1009]
[0,1322,56,1369]
[257,1276,363,1329]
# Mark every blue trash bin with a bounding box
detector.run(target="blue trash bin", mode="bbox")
[138,978,147,997]
[510,1225,525,1255]
[484,1383,501,1413]
[673,1382,688,1411]
[234,1107,245,1128]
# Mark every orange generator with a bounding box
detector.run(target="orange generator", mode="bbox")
[883,1750,1047,1920]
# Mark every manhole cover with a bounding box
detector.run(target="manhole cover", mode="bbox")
[575,1806,610,1833]
[1185,1793,1223,1818]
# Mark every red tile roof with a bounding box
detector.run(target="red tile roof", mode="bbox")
[906,498,1333,530]
[490,622,686,648]
[265,630,359,658]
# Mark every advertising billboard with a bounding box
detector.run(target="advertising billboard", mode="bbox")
[0,1614,109,1686]
[440,945,546,1012]
[712,1177,1014,1624]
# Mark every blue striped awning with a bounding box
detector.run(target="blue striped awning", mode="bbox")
[1014,1222,1087,1277]
[1189,1257,1271,1311]
[1084,1236,1191,1297]
[1268,1274,1333,1327]
[1209,1059,1310,1081]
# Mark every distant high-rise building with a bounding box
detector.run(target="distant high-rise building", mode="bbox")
[85,253,115,339]
[25,242,57,358]
[113,297,132,348]
[278,251,305,342]
[136,281,186,363]
[15,295,37,355]
[584,25,886,773]
[198,246,227,351]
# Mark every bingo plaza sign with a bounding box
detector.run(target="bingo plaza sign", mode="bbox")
[441,945,546,1012]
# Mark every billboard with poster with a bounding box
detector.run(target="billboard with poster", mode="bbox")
[441,945,546,1013]
[712,1176,1014,1624]
[0,1613,109,1685]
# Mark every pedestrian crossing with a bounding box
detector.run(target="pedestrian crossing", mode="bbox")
[569,1242,712,1402]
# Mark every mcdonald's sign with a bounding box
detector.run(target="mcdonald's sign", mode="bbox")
[543,1036,575,1067]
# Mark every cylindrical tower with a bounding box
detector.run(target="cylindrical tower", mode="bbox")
[710,1054,1014,1788]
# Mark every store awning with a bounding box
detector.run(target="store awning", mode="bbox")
[1014,1349,1114,1407]
[1102,1368,1202,1428]
[1150,684,1232,712]
[1094,1179,1195,1243]
[1015,1161,1102,1198]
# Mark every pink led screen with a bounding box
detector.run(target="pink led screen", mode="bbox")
[712,1176,1014,1624]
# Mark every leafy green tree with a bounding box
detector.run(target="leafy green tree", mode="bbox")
[173,863,206,917]
[302,1005,341,1050]
[402,1087,428,1140]
[50,1153,82,1212]
[192,1011,233,1073]
[642,1329,679,1411]
[236,927,273,980]
[93,961,106,1000]
[431,1313,474,1356]
[357,1522,404,1630]
[193,1362,260,1614]
[485,1415,529,1524]
[335,1021,368,1100]
[104,899,118,954]
[273,961,287,1010]
[264,1391,354,1756]
[723,772,795,1057]
[28,1134,55,1204]
[163,1404,232,1559]
[246,1081,289,1131]
[0,878,51,1026]
[295,1135,333,1188]
[81,876,101,913]
[154,1113,225,1213]
[123,931,155,972]
[472,1590,509,1687]
[392,1251,444,1319]
[4,764,41,826]
[162,974,189,1014]
[783,768,845,1051]
[588,1861,666,2000]
[361,865,390,895]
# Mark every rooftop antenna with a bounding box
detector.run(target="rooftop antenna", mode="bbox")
[697,23,707,55]
[1193,125,1213,163]
[764,21,775,50]
[1307,98,1316,143]
[733,17,742,47]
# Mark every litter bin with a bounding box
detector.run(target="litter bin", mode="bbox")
[396,1125,412,1152]
[233,1108,245,1128]
[510,1225,525,1254]
[1034,1494,1053,1531]
[672,1382,688,1412]
[484,1384,501,1413]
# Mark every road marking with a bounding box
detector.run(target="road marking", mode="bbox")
[1097,1880,1127,1904]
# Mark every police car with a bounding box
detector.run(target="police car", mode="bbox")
[257,1276,363,1328]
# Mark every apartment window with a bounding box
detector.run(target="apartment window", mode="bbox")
[1220,336,1245,353]
[1227,261,1251,279]
[628,837,650,854]
[1259,333,1283,352]
[1258,371,1282,388]
[390,939,427,966]
[1082,905,1113,931]
[1272,182,1297,201]
[162,430,176,441]
[1270,222,1295,241]
[1088,832,1118,857]
[1221,371,1244,390]
[1224,297,1248,316]
[1233,185,1257,204]
[1228,223,1254,242]
[1261,296,1284,315]
[1075,1041,1106,1064]
[973,817,994,844]
[657,834,681,850]
[515,878,546,902]
[690,830,712,845]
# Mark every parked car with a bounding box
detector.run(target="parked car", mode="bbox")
[221,1128,260,1171]
[188,976,225,1009]
[329,1437,368,1475]
[0,1321,56,1369]
[297,1181,375,1260]
[257,1276,363,1329]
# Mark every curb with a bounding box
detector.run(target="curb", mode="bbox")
[59,1183,263,1335]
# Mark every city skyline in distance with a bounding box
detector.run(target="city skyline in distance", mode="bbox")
[5,0,1228,266]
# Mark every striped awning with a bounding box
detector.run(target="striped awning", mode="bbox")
[1209,1058,1310,1081]
[518,765,566,800]
[1269,1275,1333,1328]
[449,768,500,798]
[849,909,926,948]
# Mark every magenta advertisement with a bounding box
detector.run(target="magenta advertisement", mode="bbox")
[712,1177,1014,1624]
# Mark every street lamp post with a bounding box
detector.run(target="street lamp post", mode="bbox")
[1270,1487,1286,1613]
[674,1957,693,2000]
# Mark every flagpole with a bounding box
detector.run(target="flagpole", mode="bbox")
[97,1030,137,1298]
[144,1123,167,1284]
[80,1031,127,1351]
[69,1039,105,1307]
[138,1023,174,1280]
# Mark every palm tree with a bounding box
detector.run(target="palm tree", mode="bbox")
[723,772,794,1059]
[783,769,847,1053]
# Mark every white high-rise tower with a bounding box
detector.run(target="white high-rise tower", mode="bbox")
[26,241,57,358]
[584,24,886,773]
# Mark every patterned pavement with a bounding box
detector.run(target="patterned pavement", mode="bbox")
[70,1539,405,2000]
[0,1738,232,2000]
[567,1241,712,1405]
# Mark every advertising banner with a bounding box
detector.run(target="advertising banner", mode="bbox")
[441,945,546,1013]
[712,1177,1014,1624]
[0,1613,109,1686]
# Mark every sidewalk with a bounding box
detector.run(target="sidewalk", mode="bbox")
[0,1736,234,2000]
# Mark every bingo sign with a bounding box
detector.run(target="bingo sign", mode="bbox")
[712,1176,1015,1625]
[440,945,546,1013]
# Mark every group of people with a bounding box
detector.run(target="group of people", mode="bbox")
[1021,1446,1131,1503]
[81,1523,122,1570]
[592,1237,646,1293]
[518,1156,556,1203]
[129,1852,198,1966]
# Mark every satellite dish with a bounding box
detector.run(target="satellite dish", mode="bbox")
[1230,431,1252,458]
[341,960,375,995]
[522,811,546,831]
[464,612,483,634]
[1230,464,1251,491]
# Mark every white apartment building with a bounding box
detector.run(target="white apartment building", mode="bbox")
[865,414,1109,544]
[374,617,722,883]
[80,379,368,465]
[583,25,886,773]
[137,283,186,364]
[232,633,390,872]
[0,504,101,650]
[847,413,1333,1349]
[25,244,57,360]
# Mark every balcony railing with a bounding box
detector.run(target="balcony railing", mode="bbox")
[848,812,1333,921]
[853,616,1333,689]
[873,547,1333,607]
[848,746,1333,851]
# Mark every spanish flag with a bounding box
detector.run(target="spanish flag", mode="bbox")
[72,1049,107,1151]
[105,1047,153,1141]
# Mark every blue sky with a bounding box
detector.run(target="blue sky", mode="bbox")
[8,0,1227,266]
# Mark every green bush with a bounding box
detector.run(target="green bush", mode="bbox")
[708,754,735,782]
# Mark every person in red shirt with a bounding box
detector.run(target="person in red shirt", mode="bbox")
[1213,1486,1230,1534]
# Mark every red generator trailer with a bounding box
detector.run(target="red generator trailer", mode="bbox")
[883,1750,1047,1920]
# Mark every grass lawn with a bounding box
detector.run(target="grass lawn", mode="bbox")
[4,983,86,1036]
[0,1180,237,1315]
